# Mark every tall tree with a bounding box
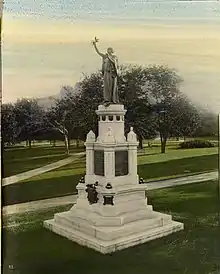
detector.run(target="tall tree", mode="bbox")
[144,65,200,153]
[119,65,158,148]
[45,88,85,154]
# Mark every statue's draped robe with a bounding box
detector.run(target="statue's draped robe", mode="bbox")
[102,54,119,103]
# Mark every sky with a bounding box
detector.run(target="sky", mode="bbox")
[2,0,220,113]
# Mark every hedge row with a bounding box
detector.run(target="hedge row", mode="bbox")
[179,140,215,149]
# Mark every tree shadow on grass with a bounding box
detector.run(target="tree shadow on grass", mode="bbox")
[3,173,82,206]
[147,181,218,218]
[2,155,68,178]
[138,154,217,180]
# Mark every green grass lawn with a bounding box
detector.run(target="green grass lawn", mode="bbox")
[138,146,217,164]
[3,146,84,178]
[3,147,218,206]
[3,181,220,274]
[3,139,217,178]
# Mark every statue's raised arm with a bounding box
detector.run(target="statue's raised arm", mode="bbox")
[92,37,105,58]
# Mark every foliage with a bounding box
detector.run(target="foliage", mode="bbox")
[144,65,201,153]
[192,109,218,137]
[1,103,19,146]
[44,88,87,153]
[77,72,103,136]
[179,140,215,149]
[2,64,213,155]
[119,65,158,146]
[13,99,44,147]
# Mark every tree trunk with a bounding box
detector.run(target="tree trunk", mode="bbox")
[138,136,143,150]
[64,135,69,155]
[28,140,32,149]
[160,132,167,154]
[53,140,56,147]
[26,140,28,147]
[68,137,71,150]
[76,138,80,148]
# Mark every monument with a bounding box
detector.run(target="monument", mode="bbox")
[44,38,184,253]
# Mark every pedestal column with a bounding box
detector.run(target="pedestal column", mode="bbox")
[128,145,138,177]
[84,130,96,184]
[127,127,139,182]
[86,146,94,175]
[104,147,115,178]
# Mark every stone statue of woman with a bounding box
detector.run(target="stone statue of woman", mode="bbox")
[92,37,119,106]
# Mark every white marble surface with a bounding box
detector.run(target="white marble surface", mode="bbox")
[96,104,126,143]
[44,104,184,253]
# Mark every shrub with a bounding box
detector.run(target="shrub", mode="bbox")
[179,140,215,149]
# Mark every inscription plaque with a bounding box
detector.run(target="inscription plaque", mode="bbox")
[103,195,114,205]
[94,150,104,176]
[115,150,128,176]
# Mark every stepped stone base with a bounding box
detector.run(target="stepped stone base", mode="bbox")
[44,209,183,253]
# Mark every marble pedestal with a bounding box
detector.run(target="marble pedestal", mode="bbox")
[44,104,183,253]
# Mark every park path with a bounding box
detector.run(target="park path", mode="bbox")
[2,152,85,187]
[3,170,217,216]
[3,148,217,187]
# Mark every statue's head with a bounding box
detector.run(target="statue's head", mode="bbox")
[107,47,114,54]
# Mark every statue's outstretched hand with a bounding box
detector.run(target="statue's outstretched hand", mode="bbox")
[91,36,99,45]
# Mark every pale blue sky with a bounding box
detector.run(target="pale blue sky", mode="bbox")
[3,0,220,113]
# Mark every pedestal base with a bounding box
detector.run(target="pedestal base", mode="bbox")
[44,211,183,254]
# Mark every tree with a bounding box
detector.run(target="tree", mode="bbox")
[170,96,201,140]
[13,98,44,148]
[58,65,200,153]
[192,109,218,138]
[46,105,71,155]
[77,72,103,136]
[144,65,200,153]
[45,87,85,154]
[118,65,158,148]
[1,103,20,147]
